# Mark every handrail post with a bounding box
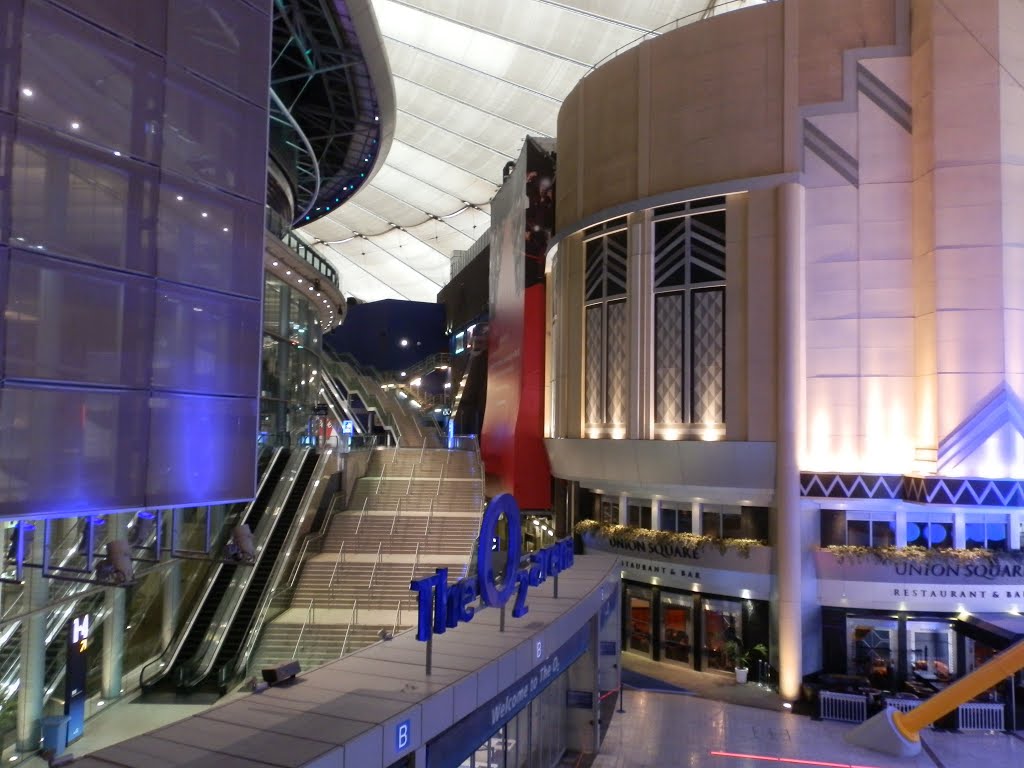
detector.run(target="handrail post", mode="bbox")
[368,541,382,588]
[356,497,368,535]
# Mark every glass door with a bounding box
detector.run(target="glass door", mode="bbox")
[702,598,742,672]
[626,586,653,656]
[660,592,694,666]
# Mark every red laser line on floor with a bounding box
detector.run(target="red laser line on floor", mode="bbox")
[709,750,882,768]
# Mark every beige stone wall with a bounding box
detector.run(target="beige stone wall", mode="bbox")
[556,0,900,235]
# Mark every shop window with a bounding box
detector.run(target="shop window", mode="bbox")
[821,510,895,547]
[848,618,898,687]
[965,513,1009,551]
[702,598,741,672]
[597,498,617,525]
[906,620,955,683]
[627,502,651,529]
[906,514,953,549]
[701,504,770,541]
[661,505,693,533]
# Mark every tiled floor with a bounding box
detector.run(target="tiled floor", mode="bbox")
[597,674,1024,768]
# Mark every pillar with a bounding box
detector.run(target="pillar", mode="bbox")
[618,493,628,526]
[102,513,128,700]
[627,210,653,440]
[776,182,807,701]
[651,497,662,532]
[16,523,47,752]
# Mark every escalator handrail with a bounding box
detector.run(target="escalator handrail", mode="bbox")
[139,447,286,688]
[324,360,401,443]
[178,448,313,687]
[219,448,336,686]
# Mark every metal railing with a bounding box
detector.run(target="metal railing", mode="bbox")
[958,701,1005,731]
[368,542,383,588]
[292,599,316,659]
[340,599,357,657]
[327,541,345,606]
[819,691,868,723]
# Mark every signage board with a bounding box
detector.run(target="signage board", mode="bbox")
[341,420,354,435]
[410,494,574,641]
[65,614,89,743]
[426,625,589,768]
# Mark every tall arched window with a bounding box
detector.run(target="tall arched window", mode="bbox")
[583,218,627,434]
[653,197,726,431]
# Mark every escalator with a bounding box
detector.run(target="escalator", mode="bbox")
[184,451,319,692]
[140,449,288,692]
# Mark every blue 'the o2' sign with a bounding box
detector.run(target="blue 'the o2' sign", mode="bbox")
[410,494,574,642]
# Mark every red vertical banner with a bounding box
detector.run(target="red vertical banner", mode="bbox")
[480,139,554,510]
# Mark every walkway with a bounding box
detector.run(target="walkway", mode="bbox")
[596,657,1024,768]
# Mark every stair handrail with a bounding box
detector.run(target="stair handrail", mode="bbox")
[425,498,433,536]
[139,447,287,689]
[392,600,402,637]
[340,599,356,657]
[436,463,444,496]
[375,462,387,495]
[368,541,383,588]
[411,542,420,581]
[417,437,426,466]
[327,540,345,605]
[406,464,415,496]
[292,598,315,659]
[355,497,368,535]
[389,498,401,536]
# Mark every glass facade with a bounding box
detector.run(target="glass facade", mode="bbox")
[260,274,324,447]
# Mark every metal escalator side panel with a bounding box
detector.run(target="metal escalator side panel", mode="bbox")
[178,448,313,688]
[218,449,336,688]
[139,447,286,689]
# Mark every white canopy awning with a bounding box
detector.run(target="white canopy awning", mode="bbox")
[301,0,769,304]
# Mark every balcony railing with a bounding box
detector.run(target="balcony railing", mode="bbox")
[266,208,340,290]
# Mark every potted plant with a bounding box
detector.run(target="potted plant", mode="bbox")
[725,640,767,684]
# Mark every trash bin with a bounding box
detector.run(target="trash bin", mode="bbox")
[41,715,69,756]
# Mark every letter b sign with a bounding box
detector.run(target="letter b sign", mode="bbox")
[395,719,411,752]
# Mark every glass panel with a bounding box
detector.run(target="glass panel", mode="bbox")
[151,282,261,397]
[5,250,153,386]
[53,0,169,54]
[0,385,149,516]
[848,618,897,684]
[261,336,281,400]
[155,180,264,298]
[166,0,271,106]
[627,588,652,656]
[702,598,742,672]
[660,508,677,532]
[847,519,870,547]
[721,506,743,539]
[661,593,693,666]
[161,68,266,202]
[906,519,928,548]
[821,509,846,546]
[907,620,955,682]
[20,0,164,161]
[702,505,721,537]
[871,519,895,548]
[146,392,258,507]
[264,276,285,334]
[11,127,157,273]
[928,521,953,549]
[986,517,1008,552]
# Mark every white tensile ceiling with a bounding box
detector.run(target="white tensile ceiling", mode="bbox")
[299,0,769,304]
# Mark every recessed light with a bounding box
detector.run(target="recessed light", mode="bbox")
[21,87,33,97]
[70,121,80,130]
[222,227,229,232]
[201,212,208,218]
[286,270,291,275]
[297,278,303,283]
[308,286,313,291]
[272,261,279,266]
[176,195,184,201]
[113,150,121,157]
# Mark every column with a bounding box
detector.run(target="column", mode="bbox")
[651,497,662,532]
[16,523,47,752]
[102,514,127,700]
[618,493,628,526]
[775,182,807,702]
[627,210,653,440]
[691,501,702,535]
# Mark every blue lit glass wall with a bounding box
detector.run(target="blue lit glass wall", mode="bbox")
[0,0,272,516]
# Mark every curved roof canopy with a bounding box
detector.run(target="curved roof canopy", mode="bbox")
[300,0,770,304]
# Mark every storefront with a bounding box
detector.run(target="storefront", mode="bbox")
[816,550,1024,725]
[582,531,773,677]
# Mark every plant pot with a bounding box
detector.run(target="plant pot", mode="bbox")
[735,667,749,684]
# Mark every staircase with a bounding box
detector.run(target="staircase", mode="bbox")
[251,445,483,673]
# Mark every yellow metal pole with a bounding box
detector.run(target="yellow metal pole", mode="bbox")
[893,636,1024,740]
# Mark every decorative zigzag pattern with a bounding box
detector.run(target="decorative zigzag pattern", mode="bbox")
[800,472,1024,508]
